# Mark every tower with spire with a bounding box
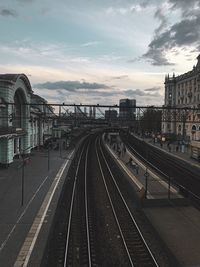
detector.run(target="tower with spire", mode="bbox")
[196,54,200,69]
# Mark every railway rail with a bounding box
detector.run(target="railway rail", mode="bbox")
[42,133,175,266]
[64,139,97,267]
[42,136,98,267]
[96,137,159,267]
[122,133,200,203]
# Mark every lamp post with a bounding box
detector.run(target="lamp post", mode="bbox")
[21,156,25,206]
[182,109,187,153]
[20,146,31,206]
[144,169,149,199]
[59,138,62,158]
[48,145,50,171]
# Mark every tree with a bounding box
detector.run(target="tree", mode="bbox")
[140,106,162,134]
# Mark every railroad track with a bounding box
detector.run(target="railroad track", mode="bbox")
[95,137,159,267]
[43,133,175,266]
[42,135,98,267]
[64,138,98,267]
[122,133,200,202]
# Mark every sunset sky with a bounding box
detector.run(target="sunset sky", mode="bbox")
[0,0,200,105]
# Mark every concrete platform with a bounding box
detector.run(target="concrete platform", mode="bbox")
[0,147,74,267]
[104,140,182,202]
[144,206,200,267]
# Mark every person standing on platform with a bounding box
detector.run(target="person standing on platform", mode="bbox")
[135,163,139,174]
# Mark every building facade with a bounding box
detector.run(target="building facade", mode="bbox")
[163,55,200,142]
[30,94,55,147]
[119,99,136,119]
[0,74,54,166]
[105,109,118,121]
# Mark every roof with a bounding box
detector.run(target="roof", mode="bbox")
[31,94,47,103]
[0,74,20,82]
[0,73,33,94]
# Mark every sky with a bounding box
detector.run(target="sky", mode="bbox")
[0,0,200,106]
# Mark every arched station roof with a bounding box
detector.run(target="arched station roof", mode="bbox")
[0,73,33,94]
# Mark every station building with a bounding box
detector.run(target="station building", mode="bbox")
[0,74,55,166]
[163,55,200,142]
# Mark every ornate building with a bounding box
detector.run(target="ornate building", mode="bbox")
[0,74,55,166]
[162,55,200,142]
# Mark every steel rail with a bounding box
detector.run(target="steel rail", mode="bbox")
[96,137,159,267]
[95,138,134,267]
[125,140,168,179]
[126,137,200,202]
[84,143,92,267]
[63,141,88,266]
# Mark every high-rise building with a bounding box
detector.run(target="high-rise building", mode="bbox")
[119,98,136,120]
[105,110,117,121]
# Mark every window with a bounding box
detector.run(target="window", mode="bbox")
[0,110,2,126]
[14,139,17,154]
[192,125,197,131]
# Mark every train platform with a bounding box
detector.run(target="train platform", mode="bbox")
[104,139,183,202]
[105,135,200,267]
[144,205,200,267]
[0,147,74,267]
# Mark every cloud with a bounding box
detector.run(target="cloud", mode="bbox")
[124,88,161,97]
[105,3,148,16]
[0,8,17,17]
[154,5,168,35]
[169,0,200,16]
[111,75,128,80]
[81,41,100,47]
[143,0,200,66]
[144,87,161,92]
[34,80,109,91]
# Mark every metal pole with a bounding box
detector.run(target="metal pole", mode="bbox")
[48,146,50,171]
[168,176,171,199]
[21,158,24,206]
[145,169,148,199]
[59,138,62,158]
